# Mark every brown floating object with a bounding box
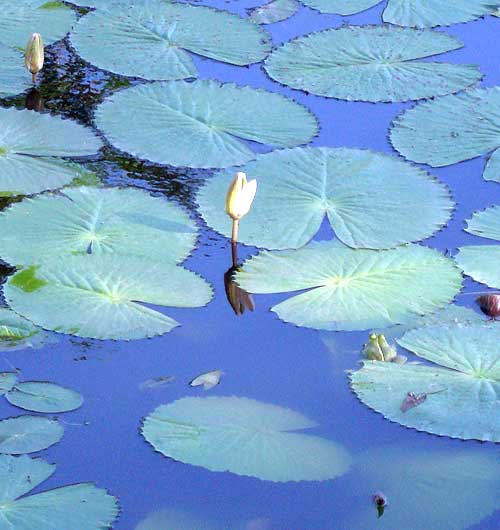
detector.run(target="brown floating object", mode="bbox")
[476,294,500,319]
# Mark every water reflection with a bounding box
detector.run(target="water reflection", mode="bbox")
[224,243,255,316]
[25,88,44,112]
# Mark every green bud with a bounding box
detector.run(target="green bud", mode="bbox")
[363,333,384,361]
[377,334,397,362]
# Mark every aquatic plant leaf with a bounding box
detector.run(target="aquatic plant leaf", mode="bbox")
[299,0,380,15]
[0,108,102,196]
[0,308,55,353]
[142,396,351,482]
[0,187,197,266]
[351,323,500,441]
[95,80,318,169]
[4,255,213,340]
[465,205,500,242]
[264,26,481,102]
[0,416,63,454]
[70,0,270,80]
[391,87,500,181]
[0,454,119,530]
[483,147,500,183]
[235,241,462,331]
[0,44,32,98]
[6,382,83,413]
[249,0,299,24]
[198,147,453,250]
[0,373,18,395]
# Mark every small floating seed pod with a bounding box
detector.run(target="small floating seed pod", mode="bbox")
[476,294,500,319]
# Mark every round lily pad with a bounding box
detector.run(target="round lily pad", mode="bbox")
[0,415,63,454]
[248,0,299,24]
[298,0,380,15]
[0,44,32,98]
[6,382,83,413]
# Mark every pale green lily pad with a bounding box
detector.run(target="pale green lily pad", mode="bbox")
[0,454,119,530]
[249,0,299,24]
[483,147,500,183]
[299,0,380,15]
[465,205,500,241]
[0,44,32,98]
[4,255,213,340]
[70,0,270,80]
[351,322,500,441]
[0,373,18,395]
[6,382,83,413]
[0,416,63,454]
[0,308,56,353]
[264,26,481,103]
[142,396,351,482]
[235,241,462,331]
[198,147,453,250]
[95,80,317,169]
[0,107,102,196]
[0,187,197,266]
[391,87,500,182]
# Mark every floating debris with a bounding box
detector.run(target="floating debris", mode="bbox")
[139,376,175,391]
[189,370,224,390]
[476,294,500,319]
[373,491,388,518]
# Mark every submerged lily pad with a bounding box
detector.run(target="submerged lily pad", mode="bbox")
[70,0,270,80]
[235,241,462,331]
[198,147,453,250]
[0,187,198,266]
[95,80,317,169]
[0,108,102,196]
[142,396,351,482]
[0,415,63,454]
[6,382,83,413]
[0,372,18,395]
[0,454,119,529]
[391,87,500,183]
[4,255,213,340]
[249,0,299,24]
[264,26,481,102]
[0,308,56,353]
[351,323,500,441]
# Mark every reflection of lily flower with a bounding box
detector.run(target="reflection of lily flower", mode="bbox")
[224,265,255,316]
[476,294,500,319]
[25,33,44,84]
[25,88,44,112]
[226,172,257,243]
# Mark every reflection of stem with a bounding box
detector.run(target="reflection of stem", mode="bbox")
[231,219,239,244]
[32,72,37,84]
[231,241,238,268]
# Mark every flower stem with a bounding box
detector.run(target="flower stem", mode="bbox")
[32,72,37,84]
[231,219,239,244]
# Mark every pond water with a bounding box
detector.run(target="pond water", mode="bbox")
[1,1,500,529]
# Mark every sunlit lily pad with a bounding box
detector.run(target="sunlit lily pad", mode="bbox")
[0,44,32,98]
[249,0,299,24]
[0,454,119,529]
[391,87,500,183]
[70,0,271,80]
[351,322,500,441]
[142,396,351,482]
[264,26,481,102]
[95,80,317,169]
[198,147,453,250]
[0,187,197,266]
[0,415,63,454]
[0,372,18,395]
[235,241,462,331]
[4,255,213,340]
[6,382,83,413]
[0,308,56,353]
[0,108,102,196]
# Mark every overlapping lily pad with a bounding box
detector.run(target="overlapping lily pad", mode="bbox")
[70,0,271,80]
[4,255,213,340]
[95,80,317,169]
[0,454,119,529]
[142,396,351,482]
[391,87,500,183]
[235,241,462,331]
[264,26,481,102]
[0,108,102,196]
[198,147,453,249]
[0,187,198,266]
[351,323,500,441]
[0,372,18,395]
[0,308,56,352]
[249,0,299,24]
[0,416,63,454]
[6,382,83,413]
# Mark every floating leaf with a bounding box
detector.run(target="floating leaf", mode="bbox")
[0,308,56,353]
[299,0,380,15]
[248,0,299,24]
[264,26,481,103]
[70,0,271,80]
[0,44,32,98]
[0,373,18,395]
[0,187,198,266]
[198,147,452,250]
[95,80,318,169]
[4,255,213,340]
[351,322,500,441]
[142,396,351,482]
[189,370,223,390]
[6,382,83,413]
[0,108,102,196]
[0,454,119,529]
[235,241,462,331]
[139,376,175,391]
[391,87,500,182]
[0,415,63,454]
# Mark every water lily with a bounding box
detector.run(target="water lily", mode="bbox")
[25,33,44,84]
[225,172,257,243]
[363,333,401,363]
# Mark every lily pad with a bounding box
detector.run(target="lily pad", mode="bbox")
[142,396,351,482]
[70,0,271,80]
[198,147,453,250]
[4,255,213,340]
[0,107,102,196]
[351,322,500,441]
[235,241,462,331]
[95,80,318,169]
[6,382,83,413]
[0,454,119,530]
[248,0,299,24]
[0,308,56,353]
[0,44,32,98]
[0,415,63,454]
[264,26,481,102]
[391,87,500,182]
[0,187,198,266]
[0,373,18,395]
[299,0,381,15]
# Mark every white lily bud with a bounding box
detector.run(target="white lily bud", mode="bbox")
[25,33,44,83]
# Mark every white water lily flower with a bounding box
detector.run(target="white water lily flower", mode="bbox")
[25,33,44,83]
[189,370,224,390]
[226,172,257,221]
